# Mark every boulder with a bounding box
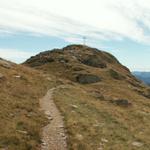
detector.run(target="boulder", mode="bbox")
[76,74,101,84]
[111,99,132,107]
[81,55,107,68]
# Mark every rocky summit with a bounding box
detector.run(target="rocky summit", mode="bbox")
[25,44,150,96]
[25,45,134,83]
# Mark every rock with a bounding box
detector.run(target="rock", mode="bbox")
[76,134,83,141]
[26,112,36,118]
[45,111,51,116]
[41,142,47,146]
[45,111,53,120]
[14,75,21,78]
[47,77,52,81]
[71,104,78,109]
[76,74,101,84]
[58,56,69,63]
[17,130,28,134]
[25,53,55,67]
[9,113,15,117]
[60,133,66,137]
[47,116,53,120]
[132,141,143,147]
[101,138,108,143]
[111,99,132,107]
[0,59,12,69]
[81,55,107,68]
[109,69,125,80]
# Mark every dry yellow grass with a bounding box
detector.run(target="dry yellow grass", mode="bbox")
[53,81,150,150]
[12,44,150,149]
[0,62,56,150]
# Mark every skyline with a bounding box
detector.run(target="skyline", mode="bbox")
[0,0,150,71]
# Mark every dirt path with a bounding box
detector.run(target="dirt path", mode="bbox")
[40,88,67,150]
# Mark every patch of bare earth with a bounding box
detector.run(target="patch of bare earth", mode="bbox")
[40,88,67,150]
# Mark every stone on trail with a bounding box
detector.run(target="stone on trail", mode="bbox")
[132,141,143,147]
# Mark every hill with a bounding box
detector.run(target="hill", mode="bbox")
[24,45,150,150]
[133,71,150,85]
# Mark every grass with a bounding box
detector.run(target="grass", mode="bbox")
[53,83,150,150]
[17,45,150,149]
[0,64,55,150]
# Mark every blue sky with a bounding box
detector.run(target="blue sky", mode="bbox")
[0,0,150,71]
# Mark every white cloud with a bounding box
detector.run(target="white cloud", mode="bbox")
[0,0,150,43]
[0,49,36,63]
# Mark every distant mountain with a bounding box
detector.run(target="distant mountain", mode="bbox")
[133,71,150,85]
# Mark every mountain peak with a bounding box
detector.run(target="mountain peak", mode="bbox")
[24,45,138,85]
[25,45,120,68]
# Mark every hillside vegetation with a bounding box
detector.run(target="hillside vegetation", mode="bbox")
[0,58,56,150]
[24,45,150,150]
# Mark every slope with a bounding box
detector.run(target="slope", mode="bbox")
[0,58,56,150]
[24,45,150,150]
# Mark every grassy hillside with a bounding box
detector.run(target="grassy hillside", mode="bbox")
[3,45,150,149]
[0,45,140,150]
[24,45,150,150]
[22,45,150,149]
[53,79,150,150]
[0,58,56,150]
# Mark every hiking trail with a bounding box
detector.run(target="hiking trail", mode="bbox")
[40,88,67,150]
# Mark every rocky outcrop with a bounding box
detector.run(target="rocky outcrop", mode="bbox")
[24,45,141,87]
[24,45,120,69]
[111,99,132,107]
[80,55,107,68]
[109,69,125,80]
[76,74,101,84]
